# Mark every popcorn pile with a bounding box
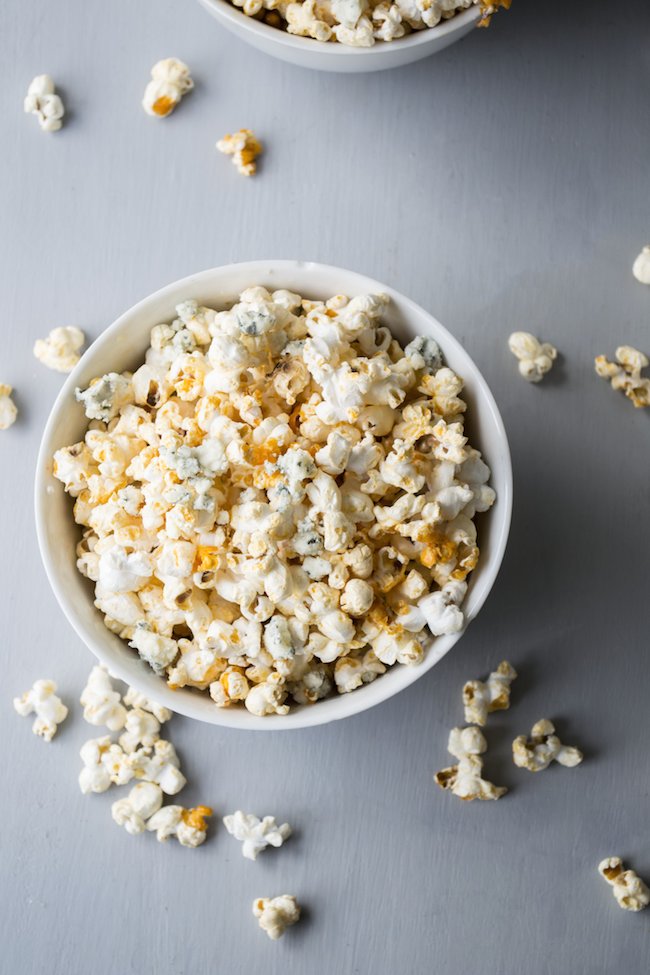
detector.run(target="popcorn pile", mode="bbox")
[78,666,212,847]
[227,0,509,48]
[53,288,495,716]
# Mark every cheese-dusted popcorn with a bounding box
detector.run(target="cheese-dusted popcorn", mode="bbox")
[13,679,68,742]
[112,781,163,835]
[217,129,262,177]
[508,332,558,383]
[594,346,650,409]
[24,74,64,132]
[598,858,650,913]
[434,726,506,801]
[80,666,127,730]
[0,384,17,430]
[512,719,583,772]
[231,0,505,46]
[146,804,212,847]
[33,327,85,373]
[632,246,650,285]
[462,660,517,726]
[253,895,301,940]
[142,58,193,118]
[55,289,494,715]
[223,810,292,860]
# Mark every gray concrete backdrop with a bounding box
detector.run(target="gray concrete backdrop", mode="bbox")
[2,1,650,972]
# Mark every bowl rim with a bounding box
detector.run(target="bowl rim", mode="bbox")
[197,0,481,58]
[35,259,512,730]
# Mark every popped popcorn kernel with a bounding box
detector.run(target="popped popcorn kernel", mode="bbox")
[599,858,650,912]
[462,660,517,726]
[13,679,68,742]
[216,129,262,176]
[146,803,212,847]
[0,383,18,430]
[223,810,292,860]
[34,327,85,373]
[253,894,301,940]
[24,74,64,132]
[508,331,557,383]
[80,666,127,731]
[112,781,163,835]
[595,346,650,408]
[632,246,650,285]
[142,59,193,118]
[434,726,506,801]
[512,719,583,772]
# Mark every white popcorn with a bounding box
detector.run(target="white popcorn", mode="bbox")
[146,804,212,847]
[595,346,650,409]
[462,660,517,726]
[599,858,650,912]
[33,327,85,373]
[217,129,262,177]
[80,666,127,731]
[632,246,650,285]
[142,58,193,118]
[13,679,68,742]
[434,726,506,801]
[54,289,493,716]
[78,736,133,793]
[512,719,583,772]
[285,1,332,41]
[24,74,64,132]
[223,810,292,860]
[0,383,17,430]
[253,895,301,940]
[128,739,186,795]
[123,686,172,723]
[112,782,163,835]
[508,331,557,383]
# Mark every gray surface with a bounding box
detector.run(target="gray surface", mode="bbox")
[2,1,650,972]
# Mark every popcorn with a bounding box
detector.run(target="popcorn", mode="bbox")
[111,782,163,835]
[55,289,494,715]
[512,719,583,772]
[434,727,506,801]
[598,858,650,912]
[80,666,127,730]
[146,804,213,847]
[253,895,301,940]
[0,384,17,430]
[217,129,262,177]
[223,811,292,860]
[123,686,172,723]
[13,679,68,742]
[142,58,193,118]
[477,0,511,27]
[128,739,187,795]
[462,660,517,726]
[632,246,650,285]
[508,332,558,383]
[79,736,133,793]
[24,74,64,132]
[594,346,650,409]
[33,327,85,373]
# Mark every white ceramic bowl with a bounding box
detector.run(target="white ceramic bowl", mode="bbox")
[35,261,511,730]
[197,0,480,72]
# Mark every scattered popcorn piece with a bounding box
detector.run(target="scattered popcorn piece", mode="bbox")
[24,74,64,132]
[142,58,193,118]
[462,660,517,726]
[599,858,650,912]
[146,804,212,847]
[0,383,17,430]
[80,666,127,731]
[594,346,650,408]
[632,246,650,285]
[477,0,511,28]
[33,327,85,373]
[217,129,262,176]
[434,726,506,801]
[118,707,161,753]
[508,332,558,383]
[78,736,133,793]
[512,719,583,772]
[123,686,173,723]
[223,810,292,860]
[112,782,163,835]
[13,679,68,742]
[128,739,186,795]
[253,894,301,940]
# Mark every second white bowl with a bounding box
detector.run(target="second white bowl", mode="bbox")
[35,260,512,730]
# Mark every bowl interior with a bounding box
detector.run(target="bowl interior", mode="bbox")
[35,261,511,729]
